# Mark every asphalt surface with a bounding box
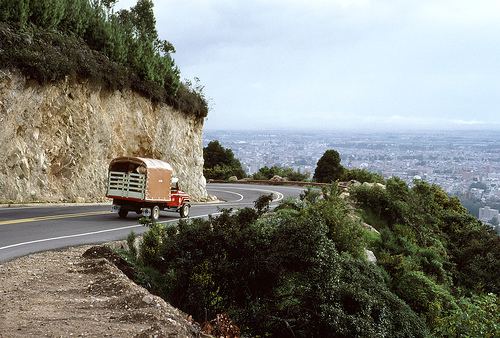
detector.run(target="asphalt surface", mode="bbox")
[0,183,307,263]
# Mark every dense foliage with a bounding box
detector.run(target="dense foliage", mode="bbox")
[0,0,208,118]
[131,186,428,337]
[340,168,385,184]
[127,149,499,335]
[352,177,500,332]
[251,165,310,181]
[433,293,500,337]
[203,140,245,180]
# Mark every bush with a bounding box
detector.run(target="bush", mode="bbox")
[341,168,384,184]
[273,196,306,212]
[303,186,366,259]
[251,165,310,181]
[321,256,428,338]
[135,194,428,337]
[299,186,322,204]
[254,193,274,215]
[438,210,500,295]
[126,230,137,260]
[351,176,500,330]
[351,184,390,220]
[395,271,457,328]
[139,220,165,269]
[434,293,500,337]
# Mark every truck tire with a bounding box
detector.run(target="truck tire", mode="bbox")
[151,205,160,221]
[118,209,128,218]
[180,204,190,218]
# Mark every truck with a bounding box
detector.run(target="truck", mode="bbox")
[105,156,190,221]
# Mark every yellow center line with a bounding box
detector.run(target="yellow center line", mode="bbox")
[0,211,111,226]
[1,187,285,226]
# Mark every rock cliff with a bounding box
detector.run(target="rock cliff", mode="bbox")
[0,69,207,203]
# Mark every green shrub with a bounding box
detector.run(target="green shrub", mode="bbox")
[352,184,390,220]
[203,164,238,180]
[303,185,366,259]
[284,167,310,181]
[254,193,273,215]
[395,271,457,328]
[341,168,385,184]
[320,256,428,338]
[139,222,164,269]
[299,186,322,204]
[126,230,137,260]
[135,196,428,337]
[434,293,500,337]
[273,196,306,212]
[438,210,500,295]
[251,165,310,181]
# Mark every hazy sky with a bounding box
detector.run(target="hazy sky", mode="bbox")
[115,0,500,131]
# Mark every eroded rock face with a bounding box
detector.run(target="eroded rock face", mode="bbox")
[0,69,207,202]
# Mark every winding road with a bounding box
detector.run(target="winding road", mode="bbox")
[0,183,306,263]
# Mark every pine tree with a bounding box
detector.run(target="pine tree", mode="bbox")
[313,149,345,183]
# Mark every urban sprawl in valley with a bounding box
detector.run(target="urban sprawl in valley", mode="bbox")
[204,129,500,232]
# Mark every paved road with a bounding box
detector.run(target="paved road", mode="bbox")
[0,183,306,263]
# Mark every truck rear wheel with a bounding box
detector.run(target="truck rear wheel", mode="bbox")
[180,204,190,218]
[151,205,160,221]
[118,209,128,218]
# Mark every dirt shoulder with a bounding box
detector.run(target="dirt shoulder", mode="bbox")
[0,244,205,337]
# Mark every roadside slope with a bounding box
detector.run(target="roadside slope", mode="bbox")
[0,244,204,337]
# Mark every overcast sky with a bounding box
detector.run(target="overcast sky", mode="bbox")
[115,0,500,131]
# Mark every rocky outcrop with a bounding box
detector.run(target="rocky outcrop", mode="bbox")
[0,69,207,203]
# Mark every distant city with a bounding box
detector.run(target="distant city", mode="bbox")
[203,129,500,230]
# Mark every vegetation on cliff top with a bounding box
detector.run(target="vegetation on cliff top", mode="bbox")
[0,0,208,118]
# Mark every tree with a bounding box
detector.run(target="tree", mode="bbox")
[29,0,67,29]
[0,0,30,28]
[313,149,344,183]
[0,0,200,116]
[203,140,244,180]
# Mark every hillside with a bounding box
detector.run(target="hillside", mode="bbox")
[0,69,207,203]
[1,181,498,337]
[0,0,209,203]
[126,181,500,337]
